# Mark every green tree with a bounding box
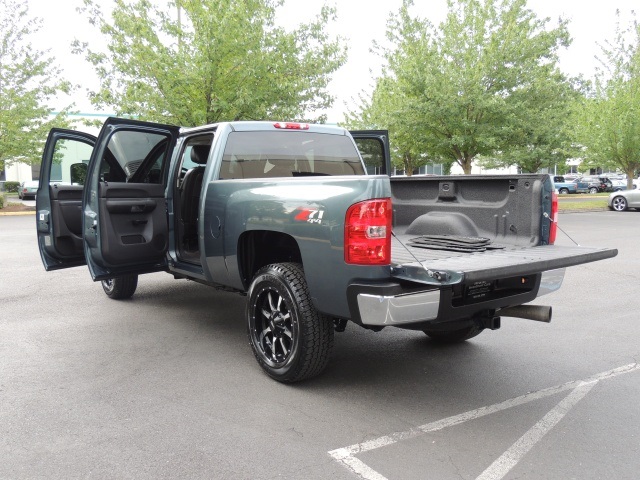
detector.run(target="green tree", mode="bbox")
[350,0,573,174]
[0,0,73,171]
[74,0,346,126]
[574,13,640,188]
[345,76,438,175]
[478,76,582,173]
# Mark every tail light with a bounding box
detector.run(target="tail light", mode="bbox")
[345,198,392,265]
[549,191,558,244]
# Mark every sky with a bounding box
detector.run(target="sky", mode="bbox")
[26,0,639,123]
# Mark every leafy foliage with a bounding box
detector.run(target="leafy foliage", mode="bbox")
[574,12,640,187]
[0,0,73,170]
[73,0,347,126]
[347,0,575,174]
[3,181,20,193]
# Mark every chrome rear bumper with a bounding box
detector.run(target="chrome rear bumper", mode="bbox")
[355,269,565,326]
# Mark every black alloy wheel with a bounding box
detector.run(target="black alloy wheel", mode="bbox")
[247,263,333,382]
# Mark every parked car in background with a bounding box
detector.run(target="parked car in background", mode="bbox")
[571,178,590,193]
[610,178,627,191]
[549,175,578,194]
[608,189,640,211]
[18,180,39,200]
[578,176,614,194]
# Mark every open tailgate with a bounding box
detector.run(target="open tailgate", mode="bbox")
[391,244,618,286]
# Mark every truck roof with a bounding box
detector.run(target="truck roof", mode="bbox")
[181,121,348,136]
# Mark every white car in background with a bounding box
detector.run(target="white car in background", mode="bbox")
[18,180,39,199]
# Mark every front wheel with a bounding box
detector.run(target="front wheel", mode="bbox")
[247,263,334,382]
[423,323,484,344]
[101,274,138,299]
[559,188,569,195]
[611,196,628,212]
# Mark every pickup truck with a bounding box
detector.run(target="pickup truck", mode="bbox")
[549,175,577,194]
[36,118,617,382]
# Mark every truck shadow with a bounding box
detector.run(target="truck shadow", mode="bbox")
[118,275,531,405]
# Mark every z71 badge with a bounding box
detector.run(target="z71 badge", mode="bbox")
[294,208,325,224]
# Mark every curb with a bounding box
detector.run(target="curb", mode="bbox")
[0,211,36,216]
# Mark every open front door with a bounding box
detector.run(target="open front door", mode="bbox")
[83,118,180,280]
[350,130,391,176]
[36,129,96,270]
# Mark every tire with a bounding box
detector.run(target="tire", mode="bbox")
[101,274,139,299]
[559,188,569,195]
[589,187,599,194]
[423,323,483,344]
[611,196,628,212]
[247,263,334,383]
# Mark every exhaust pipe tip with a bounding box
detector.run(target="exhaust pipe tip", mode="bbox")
[499,305,552,323]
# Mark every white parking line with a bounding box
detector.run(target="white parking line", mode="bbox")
[328,363,640,480]
[476,381,596,480]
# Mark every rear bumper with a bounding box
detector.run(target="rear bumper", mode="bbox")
[349,269,565,327]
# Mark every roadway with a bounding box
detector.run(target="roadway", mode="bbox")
[1,211,638,479]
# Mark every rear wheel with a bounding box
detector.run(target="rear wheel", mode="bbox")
[611,196,628,212]
[559,188,569,194]
[247,263,334,382]
[423,323,484,344]
[101,274,138,299]
[589,187,599,194]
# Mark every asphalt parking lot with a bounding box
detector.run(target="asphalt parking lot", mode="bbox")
[1,212,638,480]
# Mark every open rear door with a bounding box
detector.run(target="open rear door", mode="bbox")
[82,118,180,280]
[350,130,391,176]
[36,129,96,270]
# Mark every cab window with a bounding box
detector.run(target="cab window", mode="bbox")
[99,130,170,184]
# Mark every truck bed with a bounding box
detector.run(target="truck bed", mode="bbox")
[388,175,617,285]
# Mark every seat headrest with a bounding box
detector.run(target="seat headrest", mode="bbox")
[190,145,211,165]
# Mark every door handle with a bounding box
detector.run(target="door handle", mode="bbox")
[132,219,148,226]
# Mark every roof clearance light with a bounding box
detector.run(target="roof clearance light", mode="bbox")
[273,122,310,130]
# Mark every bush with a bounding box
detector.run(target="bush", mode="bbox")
[0,193,5,209]
[4,181,20,193]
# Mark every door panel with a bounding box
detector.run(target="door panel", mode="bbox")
[49,185,84,255]
[98,183,167,266]
[83,117,180,280]
[36,130,96,271]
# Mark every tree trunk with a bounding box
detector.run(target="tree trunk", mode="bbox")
[459,155,473,174]
[403,153,413,176]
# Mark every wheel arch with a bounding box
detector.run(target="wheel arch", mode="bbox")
[238,230,302,290]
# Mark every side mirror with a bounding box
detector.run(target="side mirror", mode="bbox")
[70,163,88,185]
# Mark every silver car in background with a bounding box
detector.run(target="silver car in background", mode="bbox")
[608,189,640,211]
[18,180,39,200]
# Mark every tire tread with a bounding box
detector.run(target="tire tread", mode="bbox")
[248,263,334,382]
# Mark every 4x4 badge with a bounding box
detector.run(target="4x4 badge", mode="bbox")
[294,208,325,224]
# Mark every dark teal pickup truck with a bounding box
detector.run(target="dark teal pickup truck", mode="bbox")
[36,118,617,382]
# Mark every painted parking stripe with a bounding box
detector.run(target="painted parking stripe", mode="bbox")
[329,363,639,480]
[475,380,597,480]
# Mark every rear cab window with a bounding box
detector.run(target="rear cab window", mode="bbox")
[219,131,365,180]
